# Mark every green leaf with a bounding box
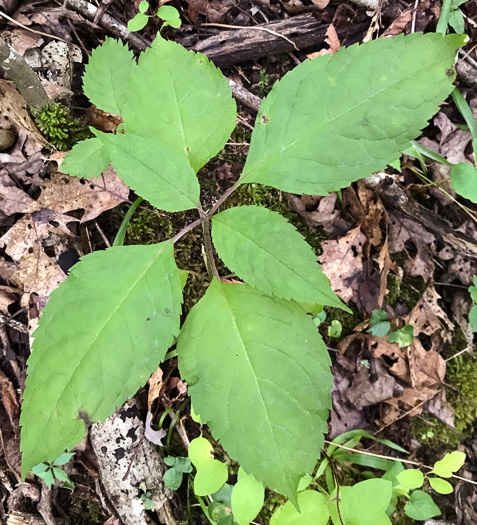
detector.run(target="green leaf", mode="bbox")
[39,468,55,489]
[429,477,453,494]
[52,452,75,466]
[367,310,391,337]
[329,479,393,525]
[175,457,193,473]
[241,33,465,195]
[231,468,264,525]
[194,459,228,496]
[163,17,181,29]
[52,467,70,483]
[448,10,465,34]
[431,451,466,478]
[328,320,342,338]
[297,473,313,492]
[122,36,236,172]
[138,0,149,14]
[189,436,214,468]
[270,490,329,525]
[20,242,182,477]
[388,325,414,347]
[32,463,49,475]
[157,5,180,21]
[212,206,348,311]
[469,276,477,301]
[100,133,200,212]
[178,280,332,503]
[83,38,136,115]
[451,162,477,202]
[60,136,110,179]
[404,490,440,520]
[128,13,148,32]
[469,305,477,332]
[396,469,424,489]
[164,468,184,490]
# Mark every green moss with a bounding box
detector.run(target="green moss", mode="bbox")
[258,68,272,97]
[322,302,363,338]
[32,103,89,150]
[385,273,401,307]
[64,486,104,524]
[215,127,252,164]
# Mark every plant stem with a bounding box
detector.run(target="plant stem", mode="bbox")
[201,218,220,281]
[436,0,452,35]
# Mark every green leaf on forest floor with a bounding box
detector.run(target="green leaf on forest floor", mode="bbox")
[388,325,414,347]
[396,469,424,490]
[212,206,349,311]
[404,490,440,520]
[177,280,332,503]
[450,162,477,202]
[430,451,466,478]
[270,490,329,525]
[329,479,393,525]
[241,33,465,195]
[429,477,453,495]
[194,459,228,496]
[121,36,236,172]
[368,310,391,338]
[82,37,136,115]
[20,242,182,477]
[231,469,264,525]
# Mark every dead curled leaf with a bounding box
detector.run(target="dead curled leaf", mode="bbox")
[320,227,366,303]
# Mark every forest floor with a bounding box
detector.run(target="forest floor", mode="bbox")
[1,0,477,523]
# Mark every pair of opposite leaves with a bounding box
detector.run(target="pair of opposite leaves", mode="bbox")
[21,32,464,504]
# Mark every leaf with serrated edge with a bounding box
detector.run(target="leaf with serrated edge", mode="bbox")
[20,242,182,478]
[122,35,236,172]
[100,133,200,212]
[83,38,136,115]
[61,137,110,179]
[212,206,349,311]
[177,280,332,503]
[241,33,465,195]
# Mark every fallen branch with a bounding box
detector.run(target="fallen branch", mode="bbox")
[0,36,49,107]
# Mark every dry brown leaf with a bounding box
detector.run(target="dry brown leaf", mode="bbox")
[407,285,454,347]
[147,367,164,411]
[378,239,399,308]
[86,105,122,133]
[307,24,341,58]
[288,193,346,235]
[4,28,43,55]
[382,7,413,37]
[0,172,35,219]
[320,227,366,303]
[25,167,129,223]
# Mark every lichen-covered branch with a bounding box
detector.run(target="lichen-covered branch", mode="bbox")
[0,36,50,108]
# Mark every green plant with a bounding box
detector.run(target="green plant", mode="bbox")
[128,1,181,32]
[20,29,466,521]
[31,452,75,489]
[32,103,86,150]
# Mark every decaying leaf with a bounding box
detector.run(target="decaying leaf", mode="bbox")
[320,227,366,303]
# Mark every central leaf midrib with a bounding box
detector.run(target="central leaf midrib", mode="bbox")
[218,283,295,493]
[241,56,444,182]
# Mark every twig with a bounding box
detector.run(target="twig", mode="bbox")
[228,78,262,112]
[0,36,50,107]
[0,9,69,43]
[323,451,344,525]
[202,22,299,51]
[323,440,477,486]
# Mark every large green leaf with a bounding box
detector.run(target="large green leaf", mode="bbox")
[100,132,200,212]
[20,242,182,477]
[270,490,329,525]
[82,37,136,115]
[177,280,332,503]
[241,33,465,195]
[212,206,348,310]
[121,36,237,172]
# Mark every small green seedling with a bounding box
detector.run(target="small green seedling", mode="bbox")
[368,309,391,337]
[139,481,155,510]
[31,452,75,490]
[128,2,181,32]
[388,324,414,348]
[163,456,193,490]
[327,319,342,339]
